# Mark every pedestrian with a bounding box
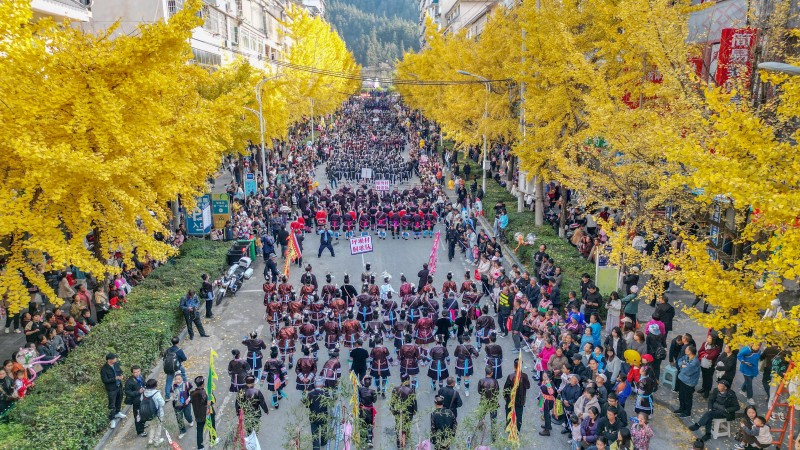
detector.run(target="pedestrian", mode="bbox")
[503,358,531,434]
[171,373,195,439]
[200,274,214,318]
[674,345,700,417]
[621,286,639,324]
[123,365,146,437]
[317,224,335,258]
[391,373,418,449]
[100,353,126,429]
[430,394,457,450]
[142,378,166,446]
[263,253,280,283]
[304,378,332,450]
[235,375,269,434]
[190,376,218,450]
[179,290,210,340]
[163,336,187,400]
[358,376,378,447]
[477,366,500,441]
[737,345,761,405]
[417,263,430,290]
[437,377,463,419]
[651,294,675,340]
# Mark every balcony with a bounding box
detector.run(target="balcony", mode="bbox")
[31,0,92,22]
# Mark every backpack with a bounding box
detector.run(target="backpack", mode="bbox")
[654,345,667,361]
[139,394,157,422]
[163,348,180,375]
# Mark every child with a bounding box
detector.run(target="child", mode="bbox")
[630,412,654,450]
[14,370,33,399]
[569,414,582,450]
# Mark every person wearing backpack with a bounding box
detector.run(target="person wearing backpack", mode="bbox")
[140,378,166,446]
[171,373,194,439]
[124,365,146,437]
[164,336,187,401]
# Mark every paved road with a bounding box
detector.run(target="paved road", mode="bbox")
[103,157,699,450]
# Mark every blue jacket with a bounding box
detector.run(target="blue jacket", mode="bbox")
[180,294,200,311]
[678,354,701,386]
[737,346,761,377]
[589,322,602,347]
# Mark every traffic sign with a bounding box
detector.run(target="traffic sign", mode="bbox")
[186,194,211,236]
[211,193,230,229]
[349,235,374,255]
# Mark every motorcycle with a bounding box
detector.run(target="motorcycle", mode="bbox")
[221,256,254,296]
[213,279,226,305]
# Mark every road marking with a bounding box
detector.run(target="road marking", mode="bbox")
[239,289,263,293]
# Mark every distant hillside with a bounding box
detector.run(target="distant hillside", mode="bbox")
[326,0,420,67]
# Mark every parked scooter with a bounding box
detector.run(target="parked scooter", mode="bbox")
[221,257,254,296]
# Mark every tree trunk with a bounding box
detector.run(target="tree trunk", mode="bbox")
[559,192,567,237]
[534,177,544,226]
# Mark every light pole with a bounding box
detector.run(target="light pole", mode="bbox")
[254,74,282,188]
[758,62,800,76]
[457,70,490,195]
[311,98,315,143]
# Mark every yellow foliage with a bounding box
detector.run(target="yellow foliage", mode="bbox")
[0,0,243,313]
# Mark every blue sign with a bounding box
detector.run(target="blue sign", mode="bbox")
[246,172,255,181]
[186,194,211,236]
[245,179,257,197]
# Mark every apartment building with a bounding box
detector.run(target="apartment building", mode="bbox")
[85,0,301,69]
[30,0,92,22]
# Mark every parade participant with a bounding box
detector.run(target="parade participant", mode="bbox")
[391,373,418,449]
[263,275,277,305]
[380,276,396,301]
[485,333,504,379]
[323,314,341,355]
[475,305,496,350]
[426,335,450,391]
[300,265,318,292]
[442,272,457,296]
[454,334,480,396]
[414,311,435,345]
[358,376,379,448]
[356,286,376,325]
[263,346,288,408]
[399,334,422,390]
[317,224,336,258]
[350,339,369,382]
[320,273,338,304]
[342,313,362,349]
[277,317,298,369]
[329,296,348,324]
[435,310,452,347]
[361,264,375,292]
[399,275,413,297]
[242,331,267,377]
[234,375,269,434]
[277,276,295,304]
[295,346,317,392]
[369,336,393,398]
[227,349,249,393]
[340,274,358,306]
[430,395,456,450]
[478,366,501,441]
[308,295,326,330]
[265,297,284,337]
[299,316,319,360]
[320,348,342,389]
[305,377,333,450]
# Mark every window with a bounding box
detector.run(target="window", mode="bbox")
[191,48,222,67]
[168,0,184,17]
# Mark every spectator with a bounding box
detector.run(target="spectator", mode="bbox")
[674,345,700,417]
[688,379,740,441]
[100,353,126,429]
[630,412,654,450]
[143,378,166,446]
[124,365,146,437]
[737,345,761,405]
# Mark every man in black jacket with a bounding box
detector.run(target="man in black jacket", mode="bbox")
[317,225,335,258]
[235,375,269,433]
[437,377,463,419]
[689,379,740,441]
[304,378,332,450]
[417,263,430,290]
[510,298,526,352]
[391,374,418,449]
[124,365,146,436]
[431,395,456,450]
[652,294,676,339]
[100,353,126,429]
[478,366,500,441]
[596,406,625,445]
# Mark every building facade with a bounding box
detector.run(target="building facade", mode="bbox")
[84,0,304,69]
[31,0,92,22]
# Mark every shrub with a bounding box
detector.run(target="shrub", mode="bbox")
[0,240,230,450]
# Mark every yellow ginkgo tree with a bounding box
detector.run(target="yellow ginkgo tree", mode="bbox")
[0,0,243,314]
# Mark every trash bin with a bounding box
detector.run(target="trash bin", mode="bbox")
[236,239,256,261]
[226,243,249,266]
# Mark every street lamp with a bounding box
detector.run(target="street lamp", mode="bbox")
[457,70,490,195]
[254,74,282,189]
[758,62,800,76]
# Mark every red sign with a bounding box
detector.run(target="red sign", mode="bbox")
[715,28,758,88]
[688,56,704,79]
[622,65,663,109]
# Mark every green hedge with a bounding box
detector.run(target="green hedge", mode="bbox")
[461,156,594,298]
[0,240,230,450]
